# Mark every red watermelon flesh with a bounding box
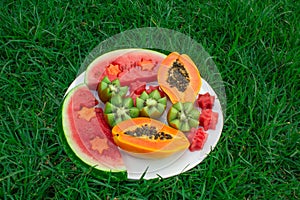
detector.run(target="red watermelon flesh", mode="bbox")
[71,87,98,111]
[197,93,215,109]
[62,84,125,171]
[118,65,159,86]
[112,49,164,71]
[129,81,147,96]
[199,109,219,131]
[85,49,166,90]
[187,128,208,152]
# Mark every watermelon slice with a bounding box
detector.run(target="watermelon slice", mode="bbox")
[85,49,166,90]
[59,83,126,179]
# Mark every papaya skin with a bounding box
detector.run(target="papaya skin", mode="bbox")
[112,117,190,159]
[157,52,202,103]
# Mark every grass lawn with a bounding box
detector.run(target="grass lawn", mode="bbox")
[1,0,299,199]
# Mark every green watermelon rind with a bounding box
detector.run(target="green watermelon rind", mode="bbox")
[84,48,167,90]
[58,83,127,181]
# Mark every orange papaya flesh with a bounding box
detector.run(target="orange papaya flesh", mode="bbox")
[112,117,190,159]
[158,52,202,103]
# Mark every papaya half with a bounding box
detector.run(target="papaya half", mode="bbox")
[112,117,190,159]
[157,52,202,103]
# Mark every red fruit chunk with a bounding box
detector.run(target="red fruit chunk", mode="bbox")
[134,85,147,95]
[128,81,147,106]
[210,111,218,130]
[187,127,208,152]
[147,85,167,98]
[197,93,215,109]
[129,81,147,95]
[199,109,219,131]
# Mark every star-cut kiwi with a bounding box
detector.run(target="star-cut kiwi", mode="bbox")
[136,90,167,119]
[98,76,128,103]
[167,102,200,132]
[104,95,139,127]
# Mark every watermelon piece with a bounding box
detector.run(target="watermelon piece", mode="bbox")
[118,66,159,86]
[60,83,126,176]
[187,127,208,152]
[197,93,215,109]
[85,49,166,90]
[199,109,219,131]
[146,85,167,98]
[129,80,147,96]
[112,49,165,71]
[197,92,215,109]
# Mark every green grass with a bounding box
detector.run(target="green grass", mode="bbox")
[1,0,299,199]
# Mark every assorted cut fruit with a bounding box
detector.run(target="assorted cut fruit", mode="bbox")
[60,48,221,177]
